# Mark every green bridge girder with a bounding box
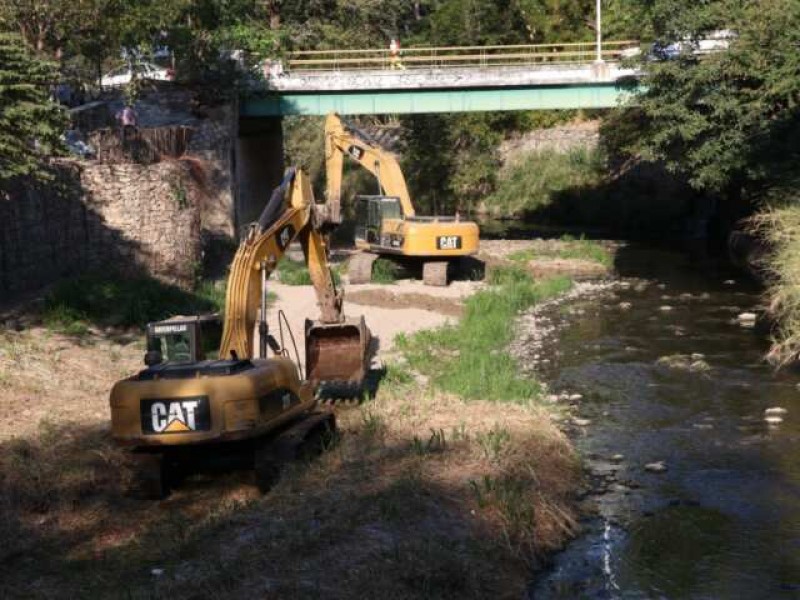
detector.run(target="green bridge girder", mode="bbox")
[241,83,636,116]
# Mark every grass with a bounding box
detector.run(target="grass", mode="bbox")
[42,274,226,333]
[485,148,604,217]
[396,266,572,403]
[276,256,343,286]
[750,204,800,365]
[507,234,613,268]
[0,388,579,599]
[371,258,401,284]
[0,257,583,598]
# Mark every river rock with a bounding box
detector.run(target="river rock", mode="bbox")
[691,353,705,361]
[569,393,584,401]
[738,312,757,327]
[645,461,668,473]
[765,407,788,416]
[765,415,784,425]
[659,305,673,312]
[610,454,625,463]
[689,359,711,373]
[573,418,592,427]
[619,302,632,310]
[724,279,736,285]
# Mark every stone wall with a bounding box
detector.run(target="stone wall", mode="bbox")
[499,121,600,162]
[0,159,202,300]
[102,87,236,242]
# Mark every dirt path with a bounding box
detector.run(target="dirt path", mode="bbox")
[0,279,481,440]
[269,279,481,370]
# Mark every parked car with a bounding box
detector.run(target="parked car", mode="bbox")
[100,62,174,88]
[650,30,737,61]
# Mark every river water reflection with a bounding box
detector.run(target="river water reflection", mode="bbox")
[530,244,800,599]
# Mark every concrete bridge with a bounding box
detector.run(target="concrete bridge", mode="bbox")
[242,41,641,116]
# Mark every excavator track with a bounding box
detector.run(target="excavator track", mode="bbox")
[348,252,379,284]
[423,260,450,286]
[254,410,337,492]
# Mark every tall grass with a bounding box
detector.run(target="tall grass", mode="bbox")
[397,266,571,402]
[485,148,604,217]
[750,204,800,365]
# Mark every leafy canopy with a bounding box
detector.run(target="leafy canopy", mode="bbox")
[0,33,66,184]
[609,0,800,196]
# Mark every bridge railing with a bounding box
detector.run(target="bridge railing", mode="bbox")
[285,41,639,72]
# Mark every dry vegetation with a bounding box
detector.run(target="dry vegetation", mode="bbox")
[0,327,142,439]
[750,205,800,365]
[0,264,585,598]
[0,349,579,598]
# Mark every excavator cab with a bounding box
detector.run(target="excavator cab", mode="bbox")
[354,195,403,248]
[144,315,223,366]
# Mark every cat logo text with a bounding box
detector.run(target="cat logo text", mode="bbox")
[141,396,211,434]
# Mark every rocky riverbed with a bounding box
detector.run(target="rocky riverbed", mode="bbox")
[506,245,800,598]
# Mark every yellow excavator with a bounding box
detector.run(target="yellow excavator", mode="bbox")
[324,112,480,286]
[109,167,369,497]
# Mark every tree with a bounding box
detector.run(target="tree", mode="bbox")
[0,33,66,184]
[608,0,800,196]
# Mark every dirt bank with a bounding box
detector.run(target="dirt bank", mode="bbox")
[0,269,581,599]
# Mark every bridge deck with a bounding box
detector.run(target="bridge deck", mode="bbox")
[245,41,641,115]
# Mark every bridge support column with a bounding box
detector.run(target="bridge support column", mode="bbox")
[235,116,285,231]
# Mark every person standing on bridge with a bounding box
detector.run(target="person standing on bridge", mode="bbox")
[389,38,405,70]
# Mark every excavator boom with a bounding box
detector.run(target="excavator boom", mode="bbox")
[220,167,368,384]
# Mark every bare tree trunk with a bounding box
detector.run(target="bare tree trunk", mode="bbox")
[268,1,281,29]
[414,1,422,21]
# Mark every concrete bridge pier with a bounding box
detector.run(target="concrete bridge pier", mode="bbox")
[236,116,285,229]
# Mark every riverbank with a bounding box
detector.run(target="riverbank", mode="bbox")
[0,240,615,599]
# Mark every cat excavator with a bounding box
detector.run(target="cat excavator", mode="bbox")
[324,112,480,286]
[109,167,369,497]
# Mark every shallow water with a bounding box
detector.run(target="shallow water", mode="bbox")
[530,244,800,599]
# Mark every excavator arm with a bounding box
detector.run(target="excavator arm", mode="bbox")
[324,112,415,223]
[218,167,367,384]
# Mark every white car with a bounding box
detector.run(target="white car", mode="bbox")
[100,62,174,88]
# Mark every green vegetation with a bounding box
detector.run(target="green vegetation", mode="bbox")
[275,257,313,286]
[371,258,401,284]
[275,257,342,286]
[397,269,571,402]
[0,33,66,185]
[484,148,603,217]
[508,235,613,268]
[750,205,800,365]
[603,0,800,362]
[43,274,226,333]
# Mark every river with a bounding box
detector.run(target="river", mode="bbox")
[522,243,800,598]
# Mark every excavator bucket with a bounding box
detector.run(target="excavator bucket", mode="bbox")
[305,316,370,390]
